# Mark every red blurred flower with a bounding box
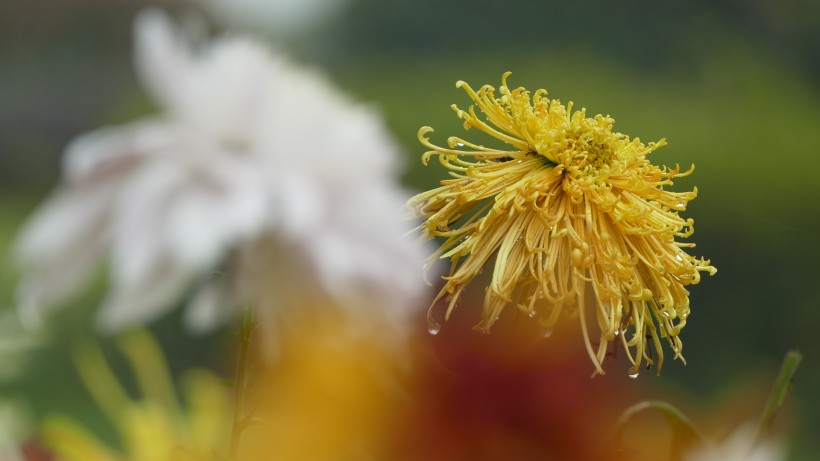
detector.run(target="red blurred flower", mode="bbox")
[389,297,639,461]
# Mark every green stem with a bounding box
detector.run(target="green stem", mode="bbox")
[612,400,706,449]
[228,307,256,460]
[754,350,802,444]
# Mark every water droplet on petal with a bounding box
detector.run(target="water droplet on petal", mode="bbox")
[629,371,640,379]
[542,329,553,339]
[428,323,441,335]
[528,310,537,318]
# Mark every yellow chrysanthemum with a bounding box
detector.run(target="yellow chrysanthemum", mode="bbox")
[409,72,716,376]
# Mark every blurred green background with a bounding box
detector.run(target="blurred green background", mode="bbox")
[1,0,819,459]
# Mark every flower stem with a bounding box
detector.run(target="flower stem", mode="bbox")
[612,400,706,450]
[229,307,256,460]
[754,350,802,444]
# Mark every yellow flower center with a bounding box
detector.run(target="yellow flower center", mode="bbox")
[500,85,632,186]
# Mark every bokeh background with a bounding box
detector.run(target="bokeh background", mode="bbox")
[1,0,819,459]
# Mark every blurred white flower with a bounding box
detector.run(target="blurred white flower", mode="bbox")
[198,0,352,37]
[684,424,784,461]
[14,9,427,339]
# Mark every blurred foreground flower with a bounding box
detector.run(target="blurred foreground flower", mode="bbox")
[683,425,784,461]
[43,331,230,461]
[42,319,407,461]
[390,300,635,461]
[240,314,407,460]
[14,9,426,340]
[409,73,716,375]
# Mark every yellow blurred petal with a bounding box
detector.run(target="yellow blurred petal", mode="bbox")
[121,402,178,461]
[180,370,231,455]
[42,415,121,461]
[118,330,183,425]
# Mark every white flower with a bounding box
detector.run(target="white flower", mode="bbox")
[684,425,785,461]
[14,9,428,339]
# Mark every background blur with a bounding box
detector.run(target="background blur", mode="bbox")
[1,0,819,459]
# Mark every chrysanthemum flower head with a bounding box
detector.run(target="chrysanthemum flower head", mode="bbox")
[409,72,716,375]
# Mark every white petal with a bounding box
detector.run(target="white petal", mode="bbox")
[63,120,170,182]
[109,161,184,288]
[275,172,324,237]
[684,424,785,461]
[183,271,236,334]
[309,183,428,308]
[97,256,197,332]
[134,8,191,111]
[13,182,120,322]
[166,155,268,268]
[180,38,273,144]
[15,186,111,269]
[13,121,169,322]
